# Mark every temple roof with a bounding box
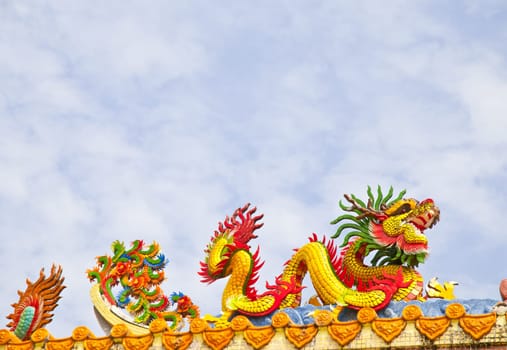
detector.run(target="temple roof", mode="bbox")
[2,300,507,350]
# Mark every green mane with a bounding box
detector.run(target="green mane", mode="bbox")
[330,186,424,267]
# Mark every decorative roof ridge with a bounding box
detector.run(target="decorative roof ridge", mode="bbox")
[1,302,506,350]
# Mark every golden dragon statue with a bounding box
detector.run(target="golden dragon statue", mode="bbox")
[87,240,200,334]
[199,186,453,324]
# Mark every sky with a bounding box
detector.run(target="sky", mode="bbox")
[1,0,507,338]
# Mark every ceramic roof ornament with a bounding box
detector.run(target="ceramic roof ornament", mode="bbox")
[87,240,199,334]
[6,186,507,349]
[6,265,65,340]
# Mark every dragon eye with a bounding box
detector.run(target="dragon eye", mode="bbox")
[391,203,412,216]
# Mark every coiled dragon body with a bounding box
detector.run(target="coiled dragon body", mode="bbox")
[199,187,444,321]
[199,205,302,318]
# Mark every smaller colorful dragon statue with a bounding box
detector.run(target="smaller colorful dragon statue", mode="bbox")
[87,240,199,333]
[199,186,453,324]
[6,265,65,340]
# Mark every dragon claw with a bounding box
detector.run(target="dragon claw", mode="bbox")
[203,312,233,329]
[426,277,458,300]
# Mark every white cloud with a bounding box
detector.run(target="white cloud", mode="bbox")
[1,0,507,338]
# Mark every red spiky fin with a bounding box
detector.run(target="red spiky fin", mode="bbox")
[231,203,264,246]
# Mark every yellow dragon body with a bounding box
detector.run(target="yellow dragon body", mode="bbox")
[199,187,446,321]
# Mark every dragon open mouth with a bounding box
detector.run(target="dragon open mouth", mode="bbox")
[398,200,440,256]
[408,203,440,232]
[401,223,430,255]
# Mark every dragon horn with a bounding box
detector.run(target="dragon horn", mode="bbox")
[343,194,386,220]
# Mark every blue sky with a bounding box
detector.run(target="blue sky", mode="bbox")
[1,1,507,337]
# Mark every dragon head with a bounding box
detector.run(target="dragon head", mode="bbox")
[377,197,439,254]
[332,186,440,267]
